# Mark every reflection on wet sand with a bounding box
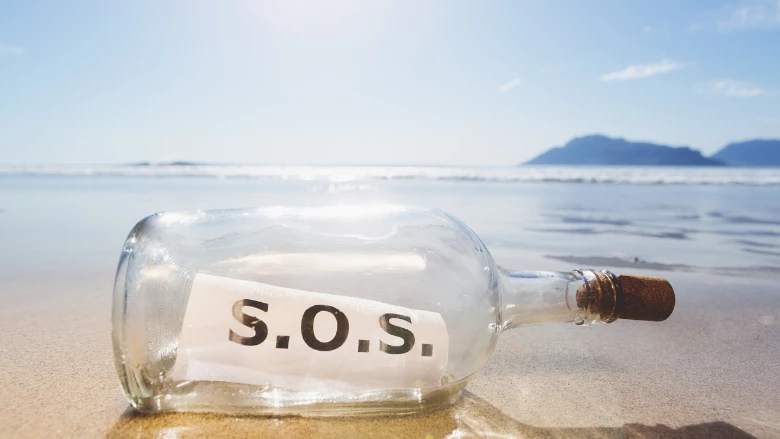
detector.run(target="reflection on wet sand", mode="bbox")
[546,254,780,280]
[106,391,755,439]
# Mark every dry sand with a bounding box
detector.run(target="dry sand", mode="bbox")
[1,269,778,438]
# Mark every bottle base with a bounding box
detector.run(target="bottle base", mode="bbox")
[128,379,470,417]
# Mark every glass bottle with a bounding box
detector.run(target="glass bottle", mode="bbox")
[113,205,674,416]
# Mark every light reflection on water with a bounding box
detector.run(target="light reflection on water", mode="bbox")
[0,175,779,278]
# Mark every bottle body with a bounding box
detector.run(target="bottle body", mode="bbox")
[113,205,669,416]
[114,205,509,415]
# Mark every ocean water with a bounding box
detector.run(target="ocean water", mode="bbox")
[3,163,780,185]
[2,165,779,281]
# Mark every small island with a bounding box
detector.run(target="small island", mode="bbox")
[524,135,724,166]
[123,161,201,167]
[711,139,780,167]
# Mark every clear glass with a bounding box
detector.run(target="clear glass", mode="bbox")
[113,205,604,416]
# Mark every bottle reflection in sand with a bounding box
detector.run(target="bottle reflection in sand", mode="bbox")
[106,392,754,439]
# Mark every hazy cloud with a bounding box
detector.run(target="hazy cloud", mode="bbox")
[600,59,684,82]
[0,43,23,55]
[498,78,521,93]
[705,79,770,97]
[697,0,780,32]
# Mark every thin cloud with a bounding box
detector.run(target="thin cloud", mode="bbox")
[705,79,770,97]
[600,59,684,82]
[0,43,23,55]
[696,0,780,32]
[719,0,780,31]
[498,78,521,93]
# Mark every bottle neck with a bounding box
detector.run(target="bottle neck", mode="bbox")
[498,268,619,331]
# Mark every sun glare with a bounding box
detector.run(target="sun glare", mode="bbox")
[251,0,372,35]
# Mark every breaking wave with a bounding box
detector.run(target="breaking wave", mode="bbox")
[3,164,780,186]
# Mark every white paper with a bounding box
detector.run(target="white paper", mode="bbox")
[171,273,449,392]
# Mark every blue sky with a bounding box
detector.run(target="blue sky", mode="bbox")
[1,0,779,165]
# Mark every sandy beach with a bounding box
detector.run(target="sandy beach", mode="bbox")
[1,175,779,438]
[2,269,778,437]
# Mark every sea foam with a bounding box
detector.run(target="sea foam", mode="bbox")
[2,164,780,186]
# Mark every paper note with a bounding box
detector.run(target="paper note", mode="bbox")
[171,273,449,392]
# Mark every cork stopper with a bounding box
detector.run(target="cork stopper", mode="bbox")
[615,274,675,322]
[576,271,675,323]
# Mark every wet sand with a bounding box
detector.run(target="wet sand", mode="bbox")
[1,177,779,437]
[1,268,778,438]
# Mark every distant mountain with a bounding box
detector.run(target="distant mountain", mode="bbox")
[711,139,780,167]
[525,135,724,166]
